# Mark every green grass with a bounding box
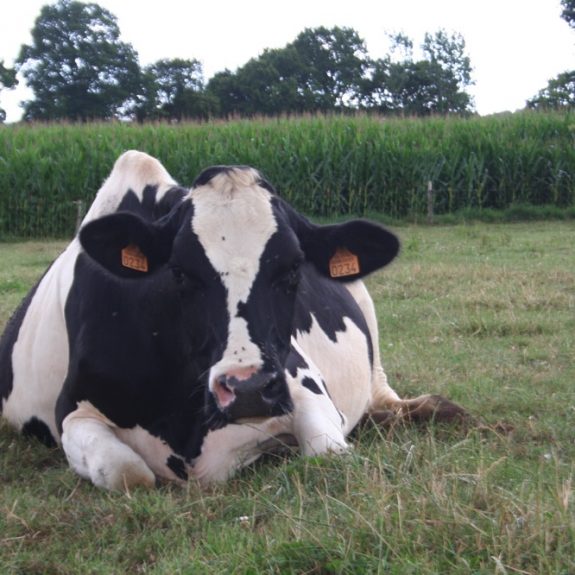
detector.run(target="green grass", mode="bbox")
[1,222,574,574]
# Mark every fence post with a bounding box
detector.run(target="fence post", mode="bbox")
[427,180,434,224]
[74,200,85,234]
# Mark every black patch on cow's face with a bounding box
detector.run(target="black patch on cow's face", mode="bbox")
[301,377,323,395]
[168,221,230,366]
[22,416,57,447]
[236,224,304,373]
[167,455,188,481]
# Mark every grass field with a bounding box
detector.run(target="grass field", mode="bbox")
[0,221,573,574]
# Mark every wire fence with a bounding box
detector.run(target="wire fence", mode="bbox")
[0,197,85,239]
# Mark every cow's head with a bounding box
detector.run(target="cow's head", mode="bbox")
[79,165,399,427]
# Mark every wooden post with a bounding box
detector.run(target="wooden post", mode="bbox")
[74,200,85,234]
[427,181,434,224]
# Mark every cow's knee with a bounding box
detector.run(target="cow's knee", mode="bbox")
[62,410,155,490]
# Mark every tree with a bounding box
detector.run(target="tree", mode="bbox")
[0,61,18,122]
[137,58,215,121]
[562,0,575,28]
[17,0,141,121]
[526,0,574,109]
[527,71,575,109]
[290,26,371,110]
[366,30,474,115]
[207,27,371,118]
[206,69,244,117]
[207,47,307,117]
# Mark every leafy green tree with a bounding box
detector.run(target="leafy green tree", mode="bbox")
[562,0,575,28]
[206,69,244,117]
[17,0,141,121]
[207,47,306,117]
[207,26,371,117]
[0,61,18,122]
[290,26,371,110]
[527,1,574,109]
[137,58,216,120]
[366,30,473,115]
[209,26,474,118]
[527,71,575,109]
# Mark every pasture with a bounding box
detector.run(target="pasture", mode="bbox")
[0,221,573,574]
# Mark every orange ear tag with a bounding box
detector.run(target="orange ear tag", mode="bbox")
[121,244,149,273]
[329,248,360,278]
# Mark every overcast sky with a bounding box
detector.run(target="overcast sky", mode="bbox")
[1,0,573,121]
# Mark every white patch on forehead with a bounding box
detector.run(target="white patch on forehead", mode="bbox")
[191,168,278,377]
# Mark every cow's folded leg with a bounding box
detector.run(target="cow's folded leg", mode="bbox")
[395,394,471,424]
[193,418,292,484]
[291,391,350,456]
[61,406,155,490]
[294,410,350,456]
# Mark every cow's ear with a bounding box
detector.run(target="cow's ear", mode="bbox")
[298,218,400,281]
[79,212,174,278]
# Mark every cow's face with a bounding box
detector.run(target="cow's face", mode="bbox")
[79,165,399,427]
[185,168,304,422]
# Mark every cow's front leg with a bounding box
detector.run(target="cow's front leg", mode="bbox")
[286,346,349,456]
[192,417,293,484]
[61,402,155,490]
[289,378,350,456]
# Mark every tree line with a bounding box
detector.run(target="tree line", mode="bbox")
[0,0,573,123]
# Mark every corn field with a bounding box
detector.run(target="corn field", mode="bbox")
[0,111,573,237]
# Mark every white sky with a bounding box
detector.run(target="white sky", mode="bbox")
[1,0,573,121]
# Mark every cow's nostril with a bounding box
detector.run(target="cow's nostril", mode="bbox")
[214,376,236,409]
[262,377,284,403]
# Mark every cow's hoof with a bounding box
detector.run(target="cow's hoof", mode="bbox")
[84,447,156,491]
[365,409,398,427]
[91,461,156,491]
[399,394,472,424]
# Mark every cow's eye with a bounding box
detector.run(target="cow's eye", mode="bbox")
[171,265,205,291]
[171,265,185,284]
[274,260,302,292]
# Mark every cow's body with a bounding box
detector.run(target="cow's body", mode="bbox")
[0,151,466,490]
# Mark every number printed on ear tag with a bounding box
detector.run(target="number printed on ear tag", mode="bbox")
[329,248,360,278]
[121,244,149,272]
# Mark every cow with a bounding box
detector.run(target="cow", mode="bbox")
[0,151,468,490]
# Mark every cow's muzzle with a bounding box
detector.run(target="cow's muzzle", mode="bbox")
[212,367,293,420]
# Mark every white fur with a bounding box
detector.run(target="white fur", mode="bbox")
[294,313,373,433]
[2,240,79,438]
[62,402,156,490]
[82,150,179,223]
[343,280,401,409]
[190,169,278,388]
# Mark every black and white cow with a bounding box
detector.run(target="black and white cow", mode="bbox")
[0,151,467,490]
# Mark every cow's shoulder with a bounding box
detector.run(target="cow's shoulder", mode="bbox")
[294,264,371,347]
